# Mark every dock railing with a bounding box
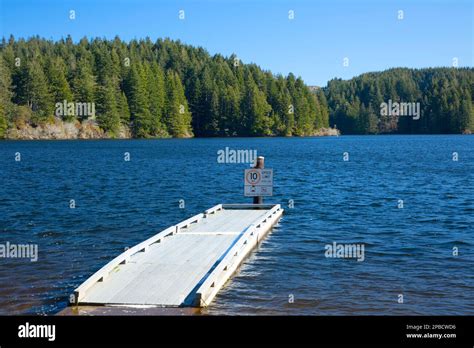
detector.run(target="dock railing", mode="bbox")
[195,204,283,307]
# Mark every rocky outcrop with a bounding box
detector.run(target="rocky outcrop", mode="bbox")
[5,119,338,139]
[311,127,340,136]
[6,119,130,140]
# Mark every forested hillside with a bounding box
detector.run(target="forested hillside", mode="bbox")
[0,36,329,138]
[324,68,474,134]
[1,36,472,139]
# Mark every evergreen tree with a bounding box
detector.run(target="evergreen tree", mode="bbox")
[97,76,120,135]
[325,67,474,134]
[46,57,73,120]
[72,58,96,120]
[188,76,204,135]
[0,55,12,137]
[458,89,473,133]
[17,60,53,123]
[242,77,272,136]
[125,63,152,137]
[146,62,166,136]
[1,37,472,137]
[315,89,329,128]
[117,91,131,125]
[164,70,192,137]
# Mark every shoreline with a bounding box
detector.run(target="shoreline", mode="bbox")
[2,130,472,141]
[2,119,472,141]
[3,119,340,140]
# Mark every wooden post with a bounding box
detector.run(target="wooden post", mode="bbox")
[253,156,264,204]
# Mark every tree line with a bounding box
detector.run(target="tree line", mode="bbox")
[324,67,474,134]
[0,36,329,138]
[1,37,472,139]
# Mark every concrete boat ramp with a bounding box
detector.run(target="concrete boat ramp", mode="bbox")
[70,204,283,310]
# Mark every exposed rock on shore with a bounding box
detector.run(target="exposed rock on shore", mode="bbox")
[5,119,338,140]
[311,127,340,136]
[6,119,130,140]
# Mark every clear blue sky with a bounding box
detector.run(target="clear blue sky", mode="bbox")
[0,0,472,86]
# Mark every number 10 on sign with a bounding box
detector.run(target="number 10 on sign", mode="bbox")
[244,168,273,197]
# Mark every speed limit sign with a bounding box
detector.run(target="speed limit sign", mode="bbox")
[244,168,273,196]
[245,169,261,185]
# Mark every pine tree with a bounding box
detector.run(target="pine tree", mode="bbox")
[242,77,272,136]
[221,85,241,136]
[117,91,131,125]
[458,89,472,133]
[18,60,53,123]
[146,62,166,136]
[0,55,12,137]
[189,77,204,135]
[0,103,7,137]
[325,67,474,134]
[72,58,96,120]
[197,67,219,136]
[292,78,312,135]
[357,104,378,134]
[1,37,472,137]
[164,70,192,137]
[46,57,73,120]
[97,76,120,135]
[315,89,329,128]
[125,63,152,137]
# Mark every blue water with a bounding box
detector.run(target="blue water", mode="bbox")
[0,135,473,315]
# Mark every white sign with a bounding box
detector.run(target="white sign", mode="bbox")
[244,168,273,197]
[244,185,273,197]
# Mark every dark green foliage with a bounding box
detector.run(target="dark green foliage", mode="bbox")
[125,62,153,137]
[72,58,96,120]
[0,36,326,137]
[18,59,54,124]
[2,37,470,138]
[164,70,193,137]
[146,62,167,136]
[325,68,474,134]
[117,91,131,125]
[96,76,120,135]
[241,74,272,136]
[46,57,73,104]
[0,54,12,137]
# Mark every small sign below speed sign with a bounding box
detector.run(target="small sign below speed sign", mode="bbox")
[244,168,273,196]
[245,169,261,185]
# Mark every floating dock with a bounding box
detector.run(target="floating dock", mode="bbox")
[70,203,283,308]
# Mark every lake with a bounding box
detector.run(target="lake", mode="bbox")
[0,135,473,315]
